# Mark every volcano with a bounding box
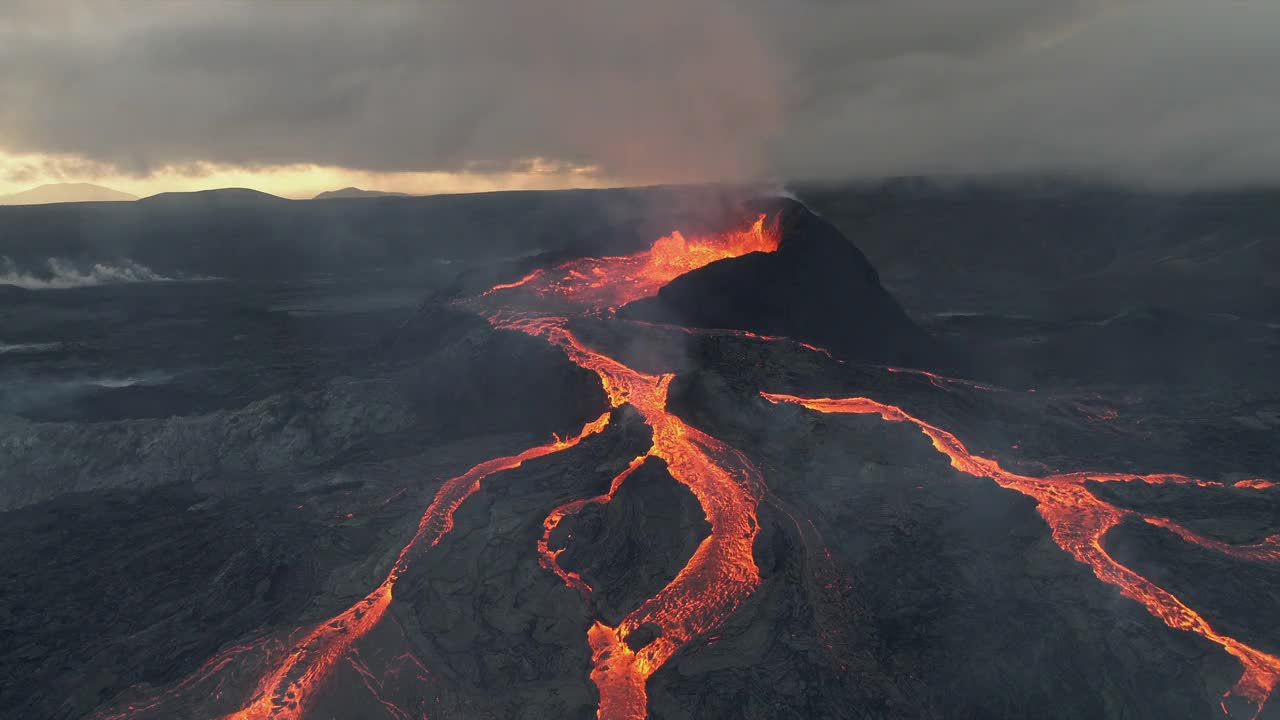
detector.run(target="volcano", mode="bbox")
[619,200,941,367]
[0,183,1276,720]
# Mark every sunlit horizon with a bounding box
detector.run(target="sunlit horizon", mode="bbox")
[0,149,619,200]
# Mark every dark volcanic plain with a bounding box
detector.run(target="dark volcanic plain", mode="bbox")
[0,181,1277,720]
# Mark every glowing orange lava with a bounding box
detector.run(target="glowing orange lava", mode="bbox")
[539,454,649,597]
[473,214,778,718]
[481,268,544,295]
[94,214,777,720]
[619,318,838,359]
[480,214,776,310]
[224,412,612,720]
[93,207,1274,720]
[761,392,1280,718]
[1143,517,1280,564]
[497,315,764,720]
[92,412,611,720]
[884,366,1000,392]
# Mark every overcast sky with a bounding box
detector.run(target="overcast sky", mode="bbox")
[1,0,1277,197]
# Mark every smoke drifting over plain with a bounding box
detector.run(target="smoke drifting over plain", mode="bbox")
[2,0,1279,188]
[0,257,179,290]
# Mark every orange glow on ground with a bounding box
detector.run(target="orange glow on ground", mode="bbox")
[883,366,1000,392]
[93,208,1275,720]
[472,214,779,717]
[539,454,649,597]
[497,316,764,719]
[481,214,776,310]
[95,214,777,720]
[92,412,611,720]
[224,411,611,720]
[761,392,1280,718]
[1142,517,1280,564]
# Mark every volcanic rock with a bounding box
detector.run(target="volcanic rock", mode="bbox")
[620,200,942,368]
[552,456,711,625]
[389,405,654,719]
[659,367,1251,720]
[0,302,607,511]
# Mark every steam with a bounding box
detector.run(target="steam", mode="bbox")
[767,184,801,202]
[85,374,172,389]
[0,257,194,289]
[766,182,823,217]
[0,341,62,354]
[0,372,175,416]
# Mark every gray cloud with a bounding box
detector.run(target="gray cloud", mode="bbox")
[1,0,1276,187]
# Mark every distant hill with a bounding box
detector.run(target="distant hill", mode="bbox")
[0,184,760,284]
[313,187,409,200]
[0,183,137,205]
[139,188,286,204]
[2,179,1275,323]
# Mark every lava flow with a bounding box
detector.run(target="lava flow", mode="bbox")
[761,392,1280,718]
[468,216,780,719]
[539,454,649,597]
[883,366,1000,392]
[484,213,776,310]
[92,205,1271,720]
[94,213,780,720]
[93,412,611,720]
[497,315,764,720]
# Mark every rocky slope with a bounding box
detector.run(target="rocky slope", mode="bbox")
[622,200,942,368]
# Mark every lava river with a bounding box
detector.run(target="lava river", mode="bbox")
[92,212,1279,720]
[91,215,779,720]
[761,393,1280,718]
[472,216,779,718]
[492,314,764,720]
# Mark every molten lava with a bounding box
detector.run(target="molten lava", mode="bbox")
[93,208,1276,720]
[481,214,776,310]
[481,268,544,295]
[230,413,613,720]
[495,315,764,719]
[93,214,777,720]
[92,412,611,720]
[761,392,1280,717]
[539,454,650,598]
[477,217,783,717]
[884,366,1000,392]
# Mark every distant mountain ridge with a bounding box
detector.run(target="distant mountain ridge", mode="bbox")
[313,187,409,200]
[1,180,1275,323]
[140,188,286,204]
[0,184,757,284]
[0,183,137,205]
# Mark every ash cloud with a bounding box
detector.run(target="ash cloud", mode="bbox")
[2,0,1279,187]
